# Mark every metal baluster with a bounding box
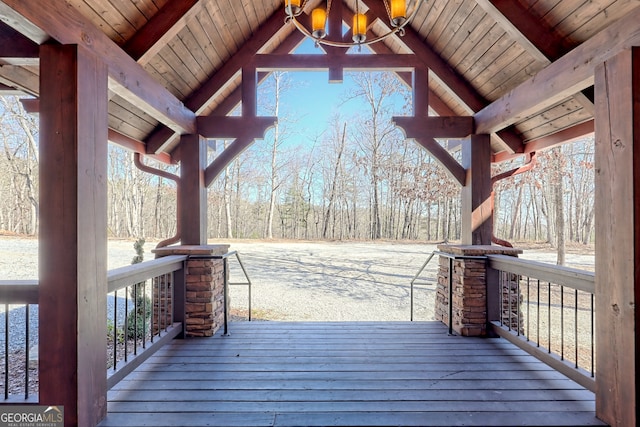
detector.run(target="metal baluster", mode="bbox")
[508,272,512,332]
[143,280,147,348]
[5,303,9,399]
[560,285,564,360]
[516,275,521,335]
[536,280,540,348]
[134,282,138,356]
[548,282,551,354]
[591,294,595,377]
[24,304,29,399]
[113,290,118,370]
[526,277,530,341]
[575,289,579,369]
[499,270,504,327]
[150,280,155,343]
[124,287,129,362]
[162,273,169,332]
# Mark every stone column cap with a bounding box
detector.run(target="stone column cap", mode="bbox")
[437,244,523,256]
[153,244,231,257]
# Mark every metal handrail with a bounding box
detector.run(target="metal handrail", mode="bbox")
[409,251,436,321]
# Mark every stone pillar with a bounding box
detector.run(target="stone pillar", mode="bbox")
[435,245,522,336]
[153,245,230,337]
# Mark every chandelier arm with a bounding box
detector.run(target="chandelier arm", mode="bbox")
[285,0,423,48]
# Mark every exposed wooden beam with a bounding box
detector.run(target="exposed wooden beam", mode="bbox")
[254,53,419,71]
[123,0,202,64]
[0,20,38,63]
[461,134,493,245]
[594,47,640,427]
[474,0,567,63]
[107,129,174,165]
[0,81,20,94]
[204,136,249,186]
[362,0,524,153]
[492,120,594,163]
[146,27,306,155]
[19,98,174,164]
[1,0,196,134]
[475,6,640,134]
[185,10,288,115]
[412,137,466,186]
[0,2,48,43]
[363,0,486,113]
[197,116,277,139]
[474,0,594,118]
[393,116,475,139]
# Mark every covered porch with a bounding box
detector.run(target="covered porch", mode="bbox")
[101,321,602,427]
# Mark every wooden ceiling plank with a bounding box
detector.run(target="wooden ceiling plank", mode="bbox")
[475,5,640,134]
[362,0,524,154]
[1,0,196,134]
[185,9,286,115]
[0,64,39,95]
[123,0,202,64]
[475,0,594,117]
[493,119,594,162]
[362,0,486,113]
[474,0,566,63]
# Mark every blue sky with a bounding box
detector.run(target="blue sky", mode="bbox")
[257,38,409,147]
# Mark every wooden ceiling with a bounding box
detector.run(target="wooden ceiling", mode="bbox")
[0,0,637,164]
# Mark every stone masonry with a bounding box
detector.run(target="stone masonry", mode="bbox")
[153,245,230,337]
[436,245,522,337]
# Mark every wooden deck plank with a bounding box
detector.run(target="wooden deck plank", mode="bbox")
[100,321,603,427]
[107,399,596,414]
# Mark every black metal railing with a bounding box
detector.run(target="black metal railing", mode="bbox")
[106,255,187,389]
[488,255,595,392]
[0,281,38,401]
[0,255,189,399]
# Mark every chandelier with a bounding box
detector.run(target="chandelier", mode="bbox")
[284,0,422,48]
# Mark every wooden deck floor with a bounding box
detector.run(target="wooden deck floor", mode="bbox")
[100,322,605,427]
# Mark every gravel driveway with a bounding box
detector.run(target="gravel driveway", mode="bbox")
[0,237,595,352]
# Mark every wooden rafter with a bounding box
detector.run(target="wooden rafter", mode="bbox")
[0,21,38,64]
[254,54,419,71]
[123,0,202,64]
[475,6,640,134]
[492,120,594,163]
[1,0,196,134]
[362,0,524,154]
[475,0,594,115]
[197,116,276,139]
[18,98,175,164]
[145,8,291,155]
[204,135,253,186]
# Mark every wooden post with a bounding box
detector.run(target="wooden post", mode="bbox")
[594,47,640,427]
[179,134,207,245]
[461,134,492,245]
[39,44,108,426]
